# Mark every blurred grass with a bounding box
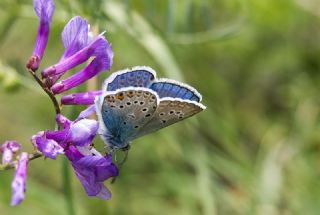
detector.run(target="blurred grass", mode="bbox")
[1,0,320,214]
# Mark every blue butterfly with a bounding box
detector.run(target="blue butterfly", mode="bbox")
[95,66,206,152]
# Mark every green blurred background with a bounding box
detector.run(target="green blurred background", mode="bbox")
[1,0,320,214]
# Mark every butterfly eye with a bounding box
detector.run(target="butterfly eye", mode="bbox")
[140,101,145,105]
[119,105,124,109]
[145,114,151,117]
[134,125,139,129]
[123,121,127,125]
[134,101,138,104]
[142,108,148,112]
[161,120,167,124]
[126,102,131,106]
[159,112,165,116]
[169,110,174,115]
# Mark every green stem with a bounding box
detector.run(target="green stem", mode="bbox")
[62,157,76,215]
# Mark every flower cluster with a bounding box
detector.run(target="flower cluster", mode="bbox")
[1,0,117,206]
[32,109,118,200]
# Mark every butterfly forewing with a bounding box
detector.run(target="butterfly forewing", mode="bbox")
[100,87,159,147]
[104,67,156,92]
[133,98,205,139]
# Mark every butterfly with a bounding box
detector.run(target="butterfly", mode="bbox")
[95,66,206,153]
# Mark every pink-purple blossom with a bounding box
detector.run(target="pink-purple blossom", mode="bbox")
[31,110,117,199]
[27,0,55,71]
[65,146,118,199]
[33,115,99,159]
[11,152,29,206]
[5,0,119,206]
[39,15,113,90]
[60,16,89,60]
[0,141,21,165]
[51,49,113,94]
[61,90,103,105]
[42,34,113,87]
[31,132,64,159]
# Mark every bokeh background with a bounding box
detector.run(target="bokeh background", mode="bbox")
[1,0,320,214]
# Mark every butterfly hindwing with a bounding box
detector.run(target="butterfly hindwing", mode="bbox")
[149,79,202,102]
[133,98,205,139]
[99,87,159,148]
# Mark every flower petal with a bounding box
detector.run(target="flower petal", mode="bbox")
[0,141,21,165]
[65,146,117,200]
[33,0,55,23]
[61,91,102,105]
[70,119,98,146]
[76,105,97,120]
[11,152,28,206]
[95,186,112,200]
[61,16,89,60]
[51,46,113,94]
[56,114,71,129]
[42,36,111,79]
[32,132,64,159]
[27,0,55,71]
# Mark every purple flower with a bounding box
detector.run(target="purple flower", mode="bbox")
[65,146,118,199]
[11,152,29,206]
[31,110,117,199]
[27,0,55,71]
[43,16,90,85]
[50,42,113,94]
[61,90,102,105]
[0,141,21,165]
[32,112,98,159]
[42,34,112,81]
[31,132,64,159]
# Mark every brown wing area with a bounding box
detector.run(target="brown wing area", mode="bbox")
[133,98,205,139]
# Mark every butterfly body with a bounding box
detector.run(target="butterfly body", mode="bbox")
[95,66,206,150]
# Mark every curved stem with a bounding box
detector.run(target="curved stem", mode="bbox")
[28,69,61,115]
[0,70,62,171]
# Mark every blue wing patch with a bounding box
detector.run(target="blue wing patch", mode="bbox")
[104,66,156,92]
[149,79,202,102]
[98,87,159,149]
